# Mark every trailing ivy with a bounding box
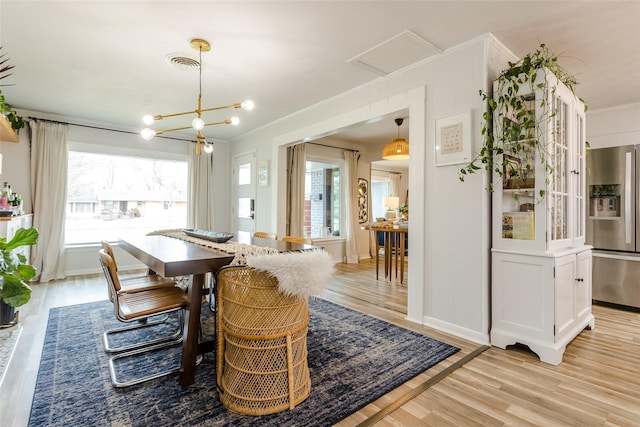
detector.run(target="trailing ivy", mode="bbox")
[459,43,587,201]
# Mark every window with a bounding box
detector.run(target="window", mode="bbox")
[371,178,391,220]
[237,198,252,219]
[238,162,251,186]
[305,160,341,238]
[66,151,188,245]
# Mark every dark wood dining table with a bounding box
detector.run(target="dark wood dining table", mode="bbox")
[118,233,312,387]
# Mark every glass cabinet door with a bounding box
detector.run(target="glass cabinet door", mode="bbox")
[492,68,587,253]
[572,105,587,246]
[548,91,570,248]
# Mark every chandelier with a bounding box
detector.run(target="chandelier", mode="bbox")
[382,118,409,160]
[140,38,254,155]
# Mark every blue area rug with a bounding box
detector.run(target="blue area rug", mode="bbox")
[29,298,459,426]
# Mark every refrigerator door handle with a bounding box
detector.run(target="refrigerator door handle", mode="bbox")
[625,151,632,244]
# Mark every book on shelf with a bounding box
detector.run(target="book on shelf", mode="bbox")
[502,211,534,240]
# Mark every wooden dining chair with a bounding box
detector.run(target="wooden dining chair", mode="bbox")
[281,236,313,245]
[253,231,278,240]
[98,249,188,387]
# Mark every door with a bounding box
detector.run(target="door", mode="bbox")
[575,250,592,321]
[586,145,635,252]
[554,254,577,342]
[232,152,256,240]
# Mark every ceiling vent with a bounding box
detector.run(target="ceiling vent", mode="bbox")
[348,30,441,76]
[165,53,200,71]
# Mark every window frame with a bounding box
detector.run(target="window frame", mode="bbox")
[305,153,345,239]
[66,140,190,246]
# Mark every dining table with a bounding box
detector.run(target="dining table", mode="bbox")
[118,232,314,387]
[364,223,408,284]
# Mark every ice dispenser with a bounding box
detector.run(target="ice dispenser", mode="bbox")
[589,184,621,218]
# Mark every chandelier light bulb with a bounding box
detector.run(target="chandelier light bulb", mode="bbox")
[143,114,155,125]
[192,117,205,130]
[241,100,254,111]
[141,128,156,140]
[139,39,254,155]
[203,140,214,154]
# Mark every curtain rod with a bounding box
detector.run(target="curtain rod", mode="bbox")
[372,168,403,175]
[28,116,194,143]
[306,141,359,153]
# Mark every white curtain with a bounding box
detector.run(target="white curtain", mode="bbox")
[344,150,359,263]
[389,173,401,197]
[187,148,215,230]
[29,120,70,282]
[286,143,306,236]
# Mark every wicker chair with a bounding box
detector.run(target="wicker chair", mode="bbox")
[253,231,278,240]
[99,249,188,387]
[216,266,311,415]
[281,236,313,245]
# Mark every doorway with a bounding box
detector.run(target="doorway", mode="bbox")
[273,86,426,323]
[232,151,256,239]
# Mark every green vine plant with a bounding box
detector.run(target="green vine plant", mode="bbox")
[0,46,26,132]
[458,43,587,203]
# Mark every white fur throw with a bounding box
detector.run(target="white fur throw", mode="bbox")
[246,250,335,299]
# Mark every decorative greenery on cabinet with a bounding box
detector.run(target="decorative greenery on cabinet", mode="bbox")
[459,43,587,202]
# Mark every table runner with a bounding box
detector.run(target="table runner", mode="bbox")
[148,229,279,265]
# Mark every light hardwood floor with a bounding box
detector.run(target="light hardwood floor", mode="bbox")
[1,259,639,426]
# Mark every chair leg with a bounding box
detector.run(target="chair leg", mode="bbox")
[103,312,182,353]
[108,311,205,388]
[108,340,182,388]
[208,273,216,313]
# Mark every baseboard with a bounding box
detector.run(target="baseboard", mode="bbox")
[422,315,490,345]
[65,262,147,278]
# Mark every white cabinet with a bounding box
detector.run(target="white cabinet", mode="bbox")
[0,214,33,261]
[492,68,587,252]
[491,248,594,365]
[490,68,593,364]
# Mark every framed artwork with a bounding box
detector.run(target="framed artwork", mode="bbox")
[358,178,368,224]
[258,160,269,186]
[435,110,472,166]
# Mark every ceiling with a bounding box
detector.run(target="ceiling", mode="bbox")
[1,1,638,148]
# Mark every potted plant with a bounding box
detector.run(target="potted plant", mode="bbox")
[458,43,587,201]
[0,46,26,133]
[399,204,408,220]
[0,227,39,326]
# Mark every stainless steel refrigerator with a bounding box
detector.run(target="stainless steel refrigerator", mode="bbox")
[586,144,640,309]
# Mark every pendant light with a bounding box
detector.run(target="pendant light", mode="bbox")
[140,38,254,155]
[382,118,409,160]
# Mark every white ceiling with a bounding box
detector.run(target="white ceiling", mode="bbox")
[1,1,638,146]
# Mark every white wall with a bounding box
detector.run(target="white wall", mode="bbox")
[587,103,640,149]
[230,35,506,343]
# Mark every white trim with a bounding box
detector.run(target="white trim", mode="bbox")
[271,86,427,324]
[423,314,490,345]
[69,140,188,162]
